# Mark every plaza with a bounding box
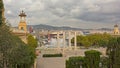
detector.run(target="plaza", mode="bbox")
[36,47,106,68]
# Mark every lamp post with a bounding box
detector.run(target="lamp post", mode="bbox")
[79,61,82,68]
[99,62,102,68]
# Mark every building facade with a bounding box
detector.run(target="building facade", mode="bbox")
[12,10,28,43]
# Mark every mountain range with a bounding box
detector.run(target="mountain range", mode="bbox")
[31,24,82,30]
[28,24,112,31]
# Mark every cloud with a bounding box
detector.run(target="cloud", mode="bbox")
[4,0,12,3]
[3,0,120,28]
[6,10,12,14]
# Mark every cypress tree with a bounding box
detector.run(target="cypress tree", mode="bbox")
[107,37,120,68]
[0,0,4,25]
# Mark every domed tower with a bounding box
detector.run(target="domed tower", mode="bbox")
[113,24,119,35]
[18,10,27,32]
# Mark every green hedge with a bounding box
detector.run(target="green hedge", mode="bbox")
[85,50,101,68]
[43,53,62,57]
[66,50,102,68]
[66,56,86,68]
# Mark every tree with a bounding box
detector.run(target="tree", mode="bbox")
[27,34,38,60]
[85,50,101,68]
[87,33,111,47]
[100,57,109,68]
[0,0,4,25]
[82,36,92,48]
[27,35,38,49]
[107,37,120,68]
[0,25,36,68]
[66,50,102,68]
[66,56,86,68]
[0,1,36,67]
[72,34,112,48]
[71,35,92,48]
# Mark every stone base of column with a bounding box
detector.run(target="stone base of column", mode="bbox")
[57,47,61,53]
[69,46,72,50]
[62,48,65,57]
[74,47,77,51]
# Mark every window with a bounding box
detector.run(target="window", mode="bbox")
[21,27,24,30]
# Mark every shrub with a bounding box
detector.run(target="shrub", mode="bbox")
[100,56,109,68]
[85,50,101,68]
[43,53,62,57]
[66,56,86,68]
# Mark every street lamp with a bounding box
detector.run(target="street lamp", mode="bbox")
[99,62,102,68]
[79,61,82,68]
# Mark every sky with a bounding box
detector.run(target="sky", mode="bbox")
[3,0,120,29]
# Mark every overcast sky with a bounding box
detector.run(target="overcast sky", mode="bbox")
[3,0,120,29]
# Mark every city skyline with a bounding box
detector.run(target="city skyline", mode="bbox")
[3,0,120,29]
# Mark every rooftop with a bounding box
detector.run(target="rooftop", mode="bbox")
[19,10,26,17]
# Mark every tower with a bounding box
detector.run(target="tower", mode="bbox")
[18,10,27,32]
[114,24,119,35]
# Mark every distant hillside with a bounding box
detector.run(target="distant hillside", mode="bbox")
[31,24,82,30]
[27,24,112,31]
[98,28,112,31]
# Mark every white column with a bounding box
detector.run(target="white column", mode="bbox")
[68,31,72,50]
[63,31,66,56]
[57,31,60,50]
[74,31,77,50]
[63,31,66,48]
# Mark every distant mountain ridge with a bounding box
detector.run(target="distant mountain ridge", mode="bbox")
[28,24,112,31]
[31,24,82,30]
